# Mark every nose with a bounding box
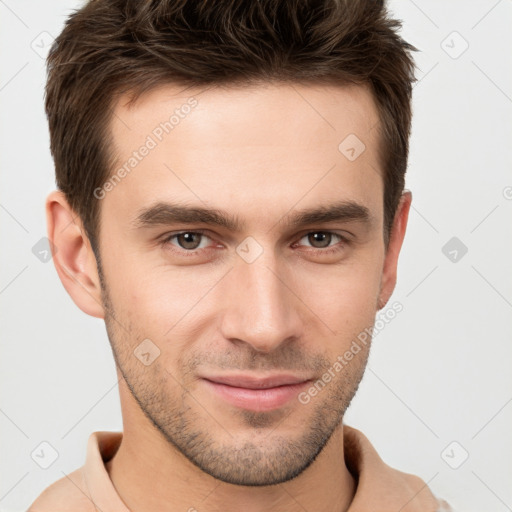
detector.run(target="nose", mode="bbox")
[219,252,304,353]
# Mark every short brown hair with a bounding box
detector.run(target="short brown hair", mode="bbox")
[45,0,416,258]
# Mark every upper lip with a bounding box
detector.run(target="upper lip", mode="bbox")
[201,374,312,389]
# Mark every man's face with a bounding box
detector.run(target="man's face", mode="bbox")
[98,82,387,485]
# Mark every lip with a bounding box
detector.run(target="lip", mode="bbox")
[200,374,312,412]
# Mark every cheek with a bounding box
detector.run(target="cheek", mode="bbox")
[297,255,383,337]
[107,262,225,350]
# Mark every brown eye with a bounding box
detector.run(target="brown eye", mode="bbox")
[174,232,203,250]
[163,231,212,251]
[294,231,349,255]
[307,232,333,248]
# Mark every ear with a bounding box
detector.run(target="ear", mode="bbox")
[377,190,412,310]
[46,190,105,318]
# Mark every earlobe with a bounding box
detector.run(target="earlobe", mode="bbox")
[377,190,412,310]
[46,190,105,319]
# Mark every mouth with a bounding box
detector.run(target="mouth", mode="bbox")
[200,373,313,412]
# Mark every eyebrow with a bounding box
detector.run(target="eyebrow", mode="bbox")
[131,200,373,232]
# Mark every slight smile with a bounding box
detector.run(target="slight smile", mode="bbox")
[200,374,314,412]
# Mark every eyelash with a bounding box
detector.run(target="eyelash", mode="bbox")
[159,230,350,257]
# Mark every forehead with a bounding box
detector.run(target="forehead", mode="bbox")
[111,81,380,150]
[105,82,383,230]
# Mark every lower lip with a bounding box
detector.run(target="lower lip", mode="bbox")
[202,379,310,412]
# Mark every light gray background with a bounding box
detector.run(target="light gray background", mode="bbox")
[1,1,511,511]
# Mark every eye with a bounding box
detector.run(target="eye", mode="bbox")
[162,231,213,251]
[296,231,348,252]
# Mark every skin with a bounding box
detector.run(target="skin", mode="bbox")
[47,82,411,512]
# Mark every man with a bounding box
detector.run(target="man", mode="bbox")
[29,0,452,510]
